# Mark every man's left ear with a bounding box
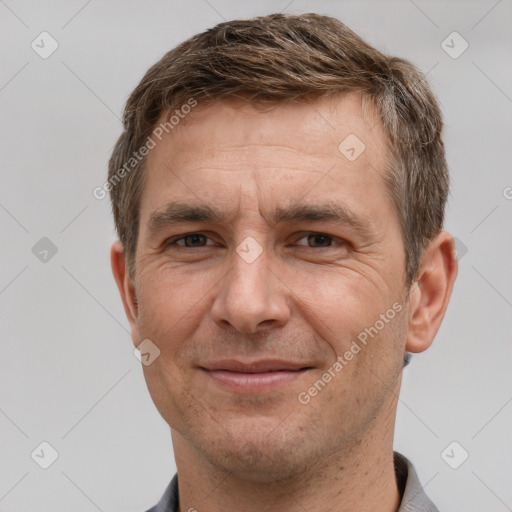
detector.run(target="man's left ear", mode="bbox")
[405,230,458,353]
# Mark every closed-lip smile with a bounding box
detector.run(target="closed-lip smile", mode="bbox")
[200,359,313,392]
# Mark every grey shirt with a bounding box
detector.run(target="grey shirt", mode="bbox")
[145,451,439,512]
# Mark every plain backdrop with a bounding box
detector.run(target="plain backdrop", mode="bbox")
[1,1,511,511]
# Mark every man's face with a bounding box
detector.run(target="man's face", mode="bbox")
[130,95,410,479]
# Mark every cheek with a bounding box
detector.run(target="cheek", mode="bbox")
[296,271,407,405]
[296,270,393,347]
[140,360,196,434]
[135,277,200,425]
[137,266,205,331]
[304,306,407,423]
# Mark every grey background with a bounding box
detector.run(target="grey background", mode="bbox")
[1,0,511,510]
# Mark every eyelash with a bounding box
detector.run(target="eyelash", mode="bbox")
[165,232,347,250]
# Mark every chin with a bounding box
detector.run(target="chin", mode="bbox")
[190,416,323,483]
[210,441,304,483]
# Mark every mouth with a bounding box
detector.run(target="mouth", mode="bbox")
[199,360,313,393]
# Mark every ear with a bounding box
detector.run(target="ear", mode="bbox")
[110,241,139,346]
[405,231,458,353]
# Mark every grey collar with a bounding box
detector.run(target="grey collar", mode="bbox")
[146,451,439,512]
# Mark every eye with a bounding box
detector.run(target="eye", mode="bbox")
[295,233,344,248]
[167,233,214,248]
[164,232,346,251]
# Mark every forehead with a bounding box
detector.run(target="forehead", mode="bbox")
[151,94,388,167]
[139,94,392,226]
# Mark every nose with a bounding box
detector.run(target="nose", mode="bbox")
[210,240,291,334]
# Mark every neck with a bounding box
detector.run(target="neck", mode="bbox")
[171,390,402,512]
[174,441,399,512]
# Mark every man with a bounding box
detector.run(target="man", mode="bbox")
[109,12,457,512]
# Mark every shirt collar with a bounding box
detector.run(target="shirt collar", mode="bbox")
[394,452,440,512]
[148,451,439,512]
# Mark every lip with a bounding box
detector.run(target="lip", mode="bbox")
[202,359,311,373]
[200,359,312,393]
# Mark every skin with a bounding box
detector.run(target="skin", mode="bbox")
[111,93,458,512]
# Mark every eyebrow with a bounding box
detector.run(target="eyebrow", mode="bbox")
[147,200,376,239]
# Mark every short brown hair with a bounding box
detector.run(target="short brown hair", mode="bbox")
[108,12,448,285]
